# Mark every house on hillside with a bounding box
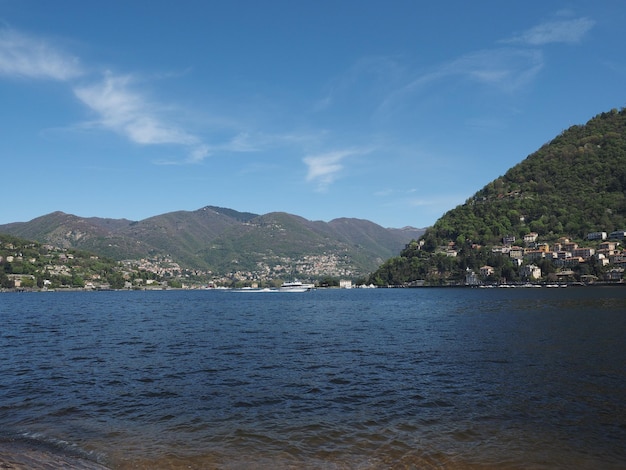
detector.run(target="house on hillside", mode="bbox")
[556,269,576,282]
[605,267,624,281]
[571,247,595,260]
[480,265,495,278]
[562,241,579,252]
[587,231,607,241]
[598,241,619,256]
[520,264,542,280]
[465,269,480,286]
[523,232,538,244]
[502,235,516,245]
[556,256,584,267]
[523,250,548,262]
[610,253,626,268]
[554,238,571,251]
[609,230,626,240]
[508,247,524,260]
[537,243,550,253]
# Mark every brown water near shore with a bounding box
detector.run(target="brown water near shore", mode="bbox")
[0,440,109,469]
[0,442,511,470]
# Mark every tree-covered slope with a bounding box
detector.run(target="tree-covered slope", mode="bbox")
[196,212,423,276]
[370,108,626,285]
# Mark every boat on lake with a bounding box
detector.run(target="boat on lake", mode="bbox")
[280,281,315,292]
[231,287,277,293]
[229,282,315,293]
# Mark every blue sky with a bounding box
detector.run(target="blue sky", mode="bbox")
[1,1,624,228]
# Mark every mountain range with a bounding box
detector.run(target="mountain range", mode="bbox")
[0,208,424,279]
[6,108,624,285]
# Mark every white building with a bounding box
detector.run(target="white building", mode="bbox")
[524,232,538,243]
[465,270,480,286]
[480,265,495,277]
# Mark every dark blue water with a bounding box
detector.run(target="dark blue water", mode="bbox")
[1,288,625,469]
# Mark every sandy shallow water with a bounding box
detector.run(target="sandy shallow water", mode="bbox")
[0,440,110,470]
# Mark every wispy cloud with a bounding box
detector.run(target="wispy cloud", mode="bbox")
[504,17,595,46]
[316,56,404,113]
[0,27,213,163]
[437,48,543,91]
[381,48,543,113]
[73,73,213,162]
[0,28,83,80]
[74,73,199,145]
[379,15,594,117]
[303,148,363,191]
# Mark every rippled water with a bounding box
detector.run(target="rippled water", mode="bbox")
[1,288,625,469]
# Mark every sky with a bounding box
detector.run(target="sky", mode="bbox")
[1,1,625,228]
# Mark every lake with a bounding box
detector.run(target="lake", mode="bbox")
[1,287,625,469]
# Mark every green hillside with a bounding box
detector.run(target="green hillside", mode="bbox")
[370,108,626,286]
[197,212,412,277]
[0,233,162,290]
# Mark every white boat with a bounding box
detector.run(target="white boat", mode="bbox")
[279,281,315,292]
[231,287,278,293]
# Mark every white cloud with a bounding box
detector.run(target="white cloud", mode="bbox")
[0,27,215,164]
[0,28,83,80]
[73,72,213,162]
[188,144,211,163]
[74,73,198,145]
[505,17,595,46]
[303,149,356,191]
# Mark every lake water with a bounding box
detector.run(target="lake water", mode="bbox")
[1,287,625,469]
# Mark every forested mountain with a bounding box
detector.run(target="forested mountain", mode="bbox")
[0,207,424,280]
[370,108,626,286]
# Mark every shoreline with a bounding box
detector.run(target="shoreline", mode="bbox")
[1,280,625,293]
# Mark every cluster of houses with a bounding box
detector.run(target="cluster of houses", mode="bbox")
[465,230,626,285]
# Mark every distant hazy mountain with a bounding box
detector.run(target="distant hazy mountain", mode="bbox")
[0,206,425,278]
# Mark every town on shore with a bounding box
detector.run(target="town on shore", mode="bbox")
[462,230,625,287]
[2,229,625,292]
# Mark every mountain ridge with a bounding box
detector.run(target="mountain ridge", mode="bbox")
[0,207,424,280]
